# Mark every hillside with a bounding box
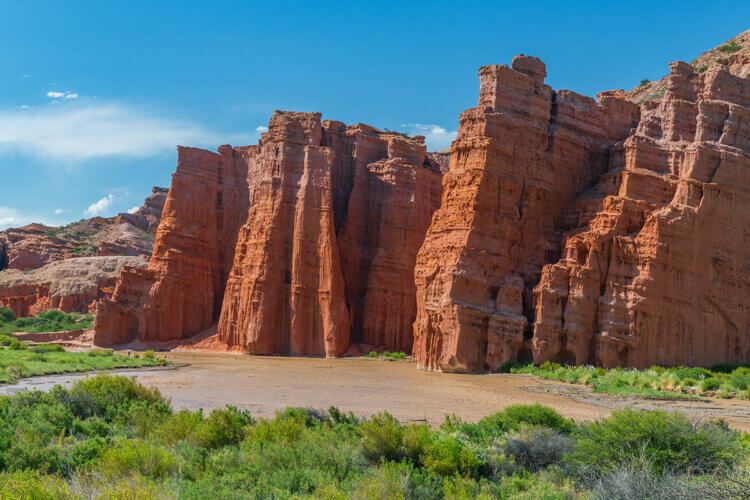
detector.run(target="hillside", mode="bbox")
[627,28,749,103]
[0,187,167,271]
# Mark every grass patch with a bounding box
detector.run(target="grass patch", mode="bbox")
[718,41,741,54]
[500,361,750,400]
[0,308,94,334]
[364,350,408,360]
[0,374,745,498]
[0,346,168,384]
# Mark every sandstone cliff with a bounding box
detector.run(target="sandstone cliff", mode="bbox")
[412,55,641,372]
[95,112,442,353]
[532,61,750,368]
[0,256,146,317]
[0,187,167,271]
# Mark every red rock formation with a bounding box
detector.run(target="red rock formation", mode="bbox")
[96,111,442,354]
[413,55,640,372]
[0,256,146,317]
[217,113,441,355]
[532,61,750,368]
[94,146,250,346]
[0,187,167,271]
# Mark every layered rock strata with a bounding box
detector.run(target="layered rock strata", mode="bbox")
[532,62,750,368]
[0,187,167,271]
[96,112,442,353]
[0,256,146,317]
[412,55,641,372]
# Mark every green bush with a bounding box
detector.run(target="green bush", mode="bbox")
[718,41,741,54]
[96,439,178,479]
[478,404,574,437]
[360,412,405,462]
[0,471,72,499]
[143,350,155,360]
[569,409,742,475]
[193,407,254,449]
[422,433,483,478]
[31,344,65,353]
[700,377,722,391]
[9,339,27,350]
[0,307,15,323]
[501,426,574,472]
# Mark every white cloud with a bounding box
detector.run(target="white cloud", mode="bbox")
[400,123,457,151]
[255,126,268,132]
[0,207,52,231]
[54,208,69,215]
[85,194,117,217]
[47,90,78,99]
[22,74,32,79]
[0,102,252,161]
[127,206,140,214]
[18,105,31,110]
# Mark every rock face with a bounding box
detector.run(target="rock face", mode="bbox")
[414,53,750,371]
[532,62,750,368]
[94,147,251,346]
[0,256,146,317]
[0,187,167,271]
[95,112,442,352]
[413,55,641,372]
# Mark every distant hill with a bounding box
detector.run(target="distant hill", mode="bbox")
[0,187,167,271]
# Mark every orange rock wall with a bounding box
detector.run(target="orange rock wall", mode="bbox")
[532,62,750,368]
[412,56,641,372]
[94,146,250,345]
[97,112,442,354]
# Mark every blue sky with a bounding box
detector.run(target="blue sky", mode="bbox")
[1,1,747,229]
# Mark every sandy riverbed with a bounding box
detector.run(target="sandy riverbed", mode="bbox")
[4,351,749,431]
[138,352,750,431]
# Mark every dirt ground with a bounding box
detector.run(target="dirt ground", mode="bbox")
[122,352,750,431]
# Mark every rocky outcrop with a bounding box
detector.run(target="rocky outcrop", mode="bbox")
[412,55,641,372]
[532,62,750,368]
[0,187,167,271]
[216,114,441,356]
[96,112,442,354]
[0,256,146,317]
[94,147,251,346]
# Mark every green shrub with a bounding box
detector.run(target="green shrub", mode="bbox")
[422,434,483,478]
[695,64,709,73]
[718,41,741,54]
[700,377,722,391]
[193,406,254,449]
[31,344,65,353]
[360,412,405,462]
[478,404,574,437]
[501,427,574,472]
[639,78,651,86]
[0,307,15,323]
[9,339,27,350]
[96,439,178,479]
[569,409,742,475]
[143,350,155,360]
[0,471,72,499]
[87,348,114,357]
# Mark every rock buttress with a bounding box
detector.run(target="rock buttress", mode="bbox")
[217,112,442,355]
[413,55,640,372]
[532,62,750,368]
[94,146,250,346]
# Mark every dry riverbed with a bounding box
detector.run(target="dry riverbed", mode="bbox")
[3,351,749,431]
[123,352,750,431]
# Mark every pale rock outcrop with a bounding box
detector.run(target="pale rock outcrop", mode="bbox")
[0,256,146,317]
